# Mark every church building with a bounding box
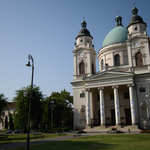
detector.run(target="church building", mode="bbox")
[71,6,150,130]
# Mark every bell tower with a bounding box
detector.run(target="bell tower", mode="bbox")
[127,6,150,67]
[73,19,96,81]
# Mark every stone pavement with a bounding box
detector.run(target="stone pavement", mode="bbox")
[0,131,141,150]
[1,133,101,150]
[0,134,75,150]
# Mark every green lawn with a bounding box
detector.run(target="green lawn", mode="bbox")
[7,134,150,150]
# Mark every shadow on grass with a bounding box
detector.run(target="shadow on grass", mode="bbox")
[0,135,40,144]
[29,140,117,150]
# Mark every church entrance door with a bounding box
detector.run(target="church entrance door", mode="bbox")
[111,109,115,125]
[98,110,100,126]
[125,108,131,125]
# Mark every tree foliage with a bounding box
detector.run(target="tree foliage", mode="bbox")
[9,113,14,130]
[13,85,43,132]
[13,87,73,132]
[4,116,8,129]
[0,94,8,122]
[42,89,73,131]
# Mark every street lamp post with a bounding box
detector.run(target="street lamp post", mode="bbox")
[50,99,54,131]
[26,54,34,150]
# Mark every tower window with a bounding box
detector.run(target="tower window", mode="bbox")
[114,54,120,66]
[92,63,94,74]
[101,59,104,70]
[79,62,85,74]
[134,26,137,30]
[135,52,143,66]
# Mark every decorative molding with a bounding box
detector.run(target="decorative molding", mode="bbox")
[127,83,134,87]
[112,85,119,89]
[98,87,104,90]
[85,88,90,92]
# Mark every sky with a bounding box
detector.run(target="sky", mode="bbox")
[0,0,150,101]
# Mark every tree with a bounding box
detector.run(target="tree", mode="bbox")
[13,85,43,132]
[0,94,8,122]
[4,115,8,129]
[42,89,73,131]
[9,113,14,130]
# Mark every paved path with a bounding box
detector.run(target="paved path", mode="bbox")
[0,135,75,150]
[0,131,140,150]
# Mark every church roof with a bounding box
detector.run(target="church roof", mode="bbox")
[102,15,128,48]
[128,6,146,27]
[76,20,93,39]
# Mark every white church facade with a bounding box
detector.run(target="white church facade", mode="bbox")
[71,6,150,130]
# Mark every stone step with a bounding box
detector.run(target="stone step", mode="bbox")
[84,125,141,133]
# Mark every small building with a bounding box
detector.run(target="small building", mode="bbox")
[71,6,150,130]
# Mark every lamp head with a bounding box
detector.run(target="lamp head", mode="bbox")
[26,61,31,67]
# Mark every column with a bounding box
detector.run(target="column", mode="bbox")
[98,87,105,126]
[112,85,121,126]
[127,84,137,125]
[85,88,91,127]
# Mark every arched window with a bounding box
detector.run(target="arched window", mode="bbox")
[79,62,85,74]
[135,52,143,66]
[114,54,120,66]
[92,63,94,74]
[141,104,147,118]
[80,107,86,121]
[101,59,104,70]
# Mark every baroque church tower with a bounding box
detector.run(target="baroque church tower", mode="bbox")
[73,20,96,81]
[127,6,150,67]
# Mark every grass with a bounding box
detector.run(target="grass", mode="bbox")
[4,134,150,150]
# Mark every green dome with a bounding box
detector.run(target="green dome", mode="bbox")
[102,15,128,48]
[102,26,128,48]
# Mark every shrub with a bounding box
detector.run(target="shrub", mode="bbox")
[63,127,69,132]
[112,127,117,131]
[75,127,80,131]
[140,130,150,133]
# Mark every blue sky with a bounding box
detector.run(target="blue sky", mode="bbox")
[0,0,150,101]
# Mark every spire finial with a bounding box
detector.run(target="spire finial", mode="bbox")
[132,4,138,15]
[117,11,119,16]
[81,17,87,28]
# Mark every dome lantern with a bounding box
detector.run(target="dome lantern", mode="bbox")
[81,19,87,28]
[115,15,123,26]
[132,6,138,15]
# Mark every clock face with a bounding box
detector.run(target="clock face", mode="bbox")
[80,53,84,57]
[135,42,140,47]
